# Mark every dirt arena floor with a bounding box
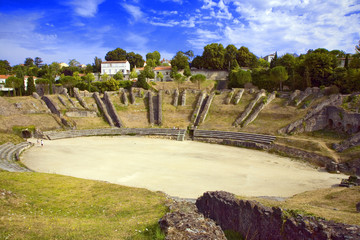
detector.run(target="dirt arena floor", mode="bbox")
[22,136,345,199]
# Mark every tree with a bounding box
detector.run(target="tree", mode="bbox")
[184,50,194,62]
[105,78,120,91]
[183,65,191,78]
[190,74,206,89]
[34,57,43,68]
[191,56,204,69]
[85,64,93,74]
[24,58,34,67]
[270,66,288,90]
[170,66,178,78]
[113,71,124,81]
[69,59,80,67]
[270,52,278,69]
[258,58,270,68]
[146,51,161,66]
[237,46,258,68]
[129,68,138,80]
[202,43,226,70]
[93,56,102,73]
[60,75,78,95]
[26,76,36,95]
[173,73,186,88]
[228,67,252,88]
[349,53,360,69]
[126,52,144,69]
[157,72,164,81]
[101,73,110,81]
[136,73,150,89]
[5,76,23,96]
[0,60,11,74]
[146,59,157,68]
[84,73,95,92]
[224,44,238,70]
[142,65,155,80]
[171,51,189,70]
[105,48,127,61]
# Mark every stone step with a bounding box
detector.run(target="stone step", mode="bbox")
[194,130,276,144]
[0,143,15,159]
[195,130,275,140]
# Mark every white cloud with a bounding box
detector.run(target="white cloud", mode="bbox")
[202,0,217,9]
[66,0,105,17]
[159,0,183,4]
[122,3,144,22]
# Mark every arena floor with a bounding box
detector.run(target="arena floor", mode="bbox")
[22,136,345,199]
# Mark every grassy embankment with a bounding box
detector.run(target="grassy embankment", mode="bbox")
[0,171,168,240]
[240,186,360,226]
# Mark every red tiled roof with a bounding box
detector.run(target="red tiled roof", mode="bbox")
[0,75,12,79]
[154,66,172,70]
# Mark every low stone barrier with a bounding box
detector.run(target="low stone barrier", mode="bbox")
[233,89,244,105]
[73,87,89,109]
[103,91,123,128]
[191,91,206,123]
[157,90,163,125]
[180,90,186,106]
[42,95,61,116]
[148,91,155,125]
[58,95,67,107]
[93,92,114,127]
[130,88,135,104]
[196,191,360,240]
[224,89,234,104]
[120,89,128,106]
[198,93,215,124]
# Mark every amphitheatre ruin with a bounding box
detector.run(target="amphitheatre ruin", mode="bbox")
[1,82,360,239]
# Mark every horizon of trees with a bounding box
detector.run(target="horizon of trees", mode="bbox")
[1,43,359,95]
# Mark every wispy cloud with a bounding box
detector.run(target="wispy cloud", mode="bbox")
[67,0,105,17]
[122,3,144,22]
[159,0,183,4]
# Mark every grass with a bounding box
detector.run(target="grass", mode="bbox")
[0,172,168,240]
[0,133,25,145]
[0,114,60,132]
[239,186,360,225]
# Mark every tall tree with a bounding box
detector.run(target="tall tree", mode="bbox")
[237,46,258,68]
[84,73,95,92]
[228,67,252,88]
[93,56,102,73]
[69,59,80,67]
[224,44,239,70]
[184,50,194,62]
[146,51,161,66]
[183,65,191,78]
[5,76,23,96]
[191,56,204,69]
[202,43,226,70]
[270,66,288,90]
[270,52,278,68]
[129,68,138,80]
[26,76,36,95]
[34,57,43,68]
[0,60,11,74]
[24,57,34,67]
[126,52,145,69]
[105,48,127,61]
[171,51,189,70]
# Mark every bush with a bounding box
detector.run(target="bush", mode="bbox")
[325,85,339,95]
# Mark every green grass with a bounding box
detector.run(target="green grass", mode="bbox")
[0,132,25,145]
[238,186,360,225]
[0,172,168,240]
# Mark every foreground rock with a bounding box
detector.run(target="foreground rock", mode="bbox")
[196,191,360,240]
[159,200,226,240]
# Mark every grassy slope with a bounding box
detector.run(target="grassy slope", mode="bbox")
[0,133,24,145]
[0,172,168,240]
[240,186,360,225]
[161,91,198,128]
[199,90,253,131]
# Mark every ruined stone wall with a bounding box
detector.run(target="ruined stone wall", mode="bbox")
[93,92,114,127]
[73,88,88,109]
[103,91,123,128]
[148,91,154,125]
[191,69,229,80]
[196,191,360,240]
[157,90,163,125]
[41,96,60,116]
[191,91,206,123]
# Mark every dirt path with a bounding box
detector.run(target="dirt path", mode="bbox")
[22,136,345,199]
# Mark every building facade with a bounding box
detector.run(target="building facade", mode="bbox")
[101,61,131,75]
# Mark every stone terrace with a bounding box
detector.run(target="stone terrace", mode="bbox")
[44,128,186,140]
[193,129,276,144]
[0,142,32,172]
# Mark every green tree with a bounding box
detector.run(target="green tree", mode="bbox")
[0,60,11,74]
[34,57,43,68]
[85,64,93,74]
[183,65,191,78]
[105,78,120,91]
[157,72,164,81]
[146,59,157,68]
[228,68,252,88]
[69,59,80,67]
[184,50,194,62]
[84,73,95,92]
[101,73,110,81]
[113,71,124,81]
[349,53,360,69]
[105,48,127,61]
[270,52,278,68]
[142,65,155,80]
[129,68,138,80]
[24,57,34,67]
[173,73,186,88]
[258,58,270,68]
[26,76,36,95]
[224,44,239,70]
[270,66,288,90]
[190,74,206,89]
[171,51,189,70]
[93,56,102,73]
[237,46,258,68]
[126,52,144,70]
[146,51,161,66]
[202,43,226,70]
[170,66,178,78]
[191,56,203,69]
[60,75,78,95]
[5,76,23,96]
[136,73,150,89]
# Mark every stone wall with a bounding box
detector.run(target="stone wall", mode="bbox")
[233,89,244,105]
[196,191,360,240]
[173,89,179,107]
[103,91,123,128]
[148,91,155,125]
[191,91,206,123]
[191,69,229,80]
[198,92,215,124]
[180,90,186,106]
[93,92,114,127]
[65,110,97,118]
[73,88,89,109]
[41,96,60,116]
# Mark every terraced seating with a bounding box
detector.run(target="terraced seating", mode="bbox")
[44,128,187,140]
[0,142,32,172]
[193,130,276,144]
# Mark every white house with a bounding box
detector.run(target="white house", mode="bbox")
[101,61,131,76]
[263,53,275,63]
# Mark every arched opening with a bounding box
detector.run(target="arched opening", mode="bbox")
[328,119,334,128]
[357,126,360,133]
[21,130,32,139]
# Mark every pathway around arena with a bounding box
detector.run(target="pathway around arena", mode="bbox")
[22,136,345,199]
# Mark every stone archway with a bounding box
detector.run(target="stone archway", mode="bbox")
[21,130,32,139]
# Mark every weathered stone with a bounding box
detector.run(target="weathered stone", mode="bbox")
[103,91,123,128]
[198,92,215,125]
[58,95,67,107]
[93,92,114,127]
[73,87,89,109]
[32,92,40,99]
[180,90,186,106]
[191,91,206,124]
[173,89,179,107]
[356,202,360,213]
[224,89,234,104]
[159,200,226,240]
[243,91,276,127]
[196,191,360,240]
[148,91,155,125]
[233,88,244,105]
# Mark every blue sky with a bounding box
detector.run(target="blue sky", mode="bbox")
[1,0,359,66]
